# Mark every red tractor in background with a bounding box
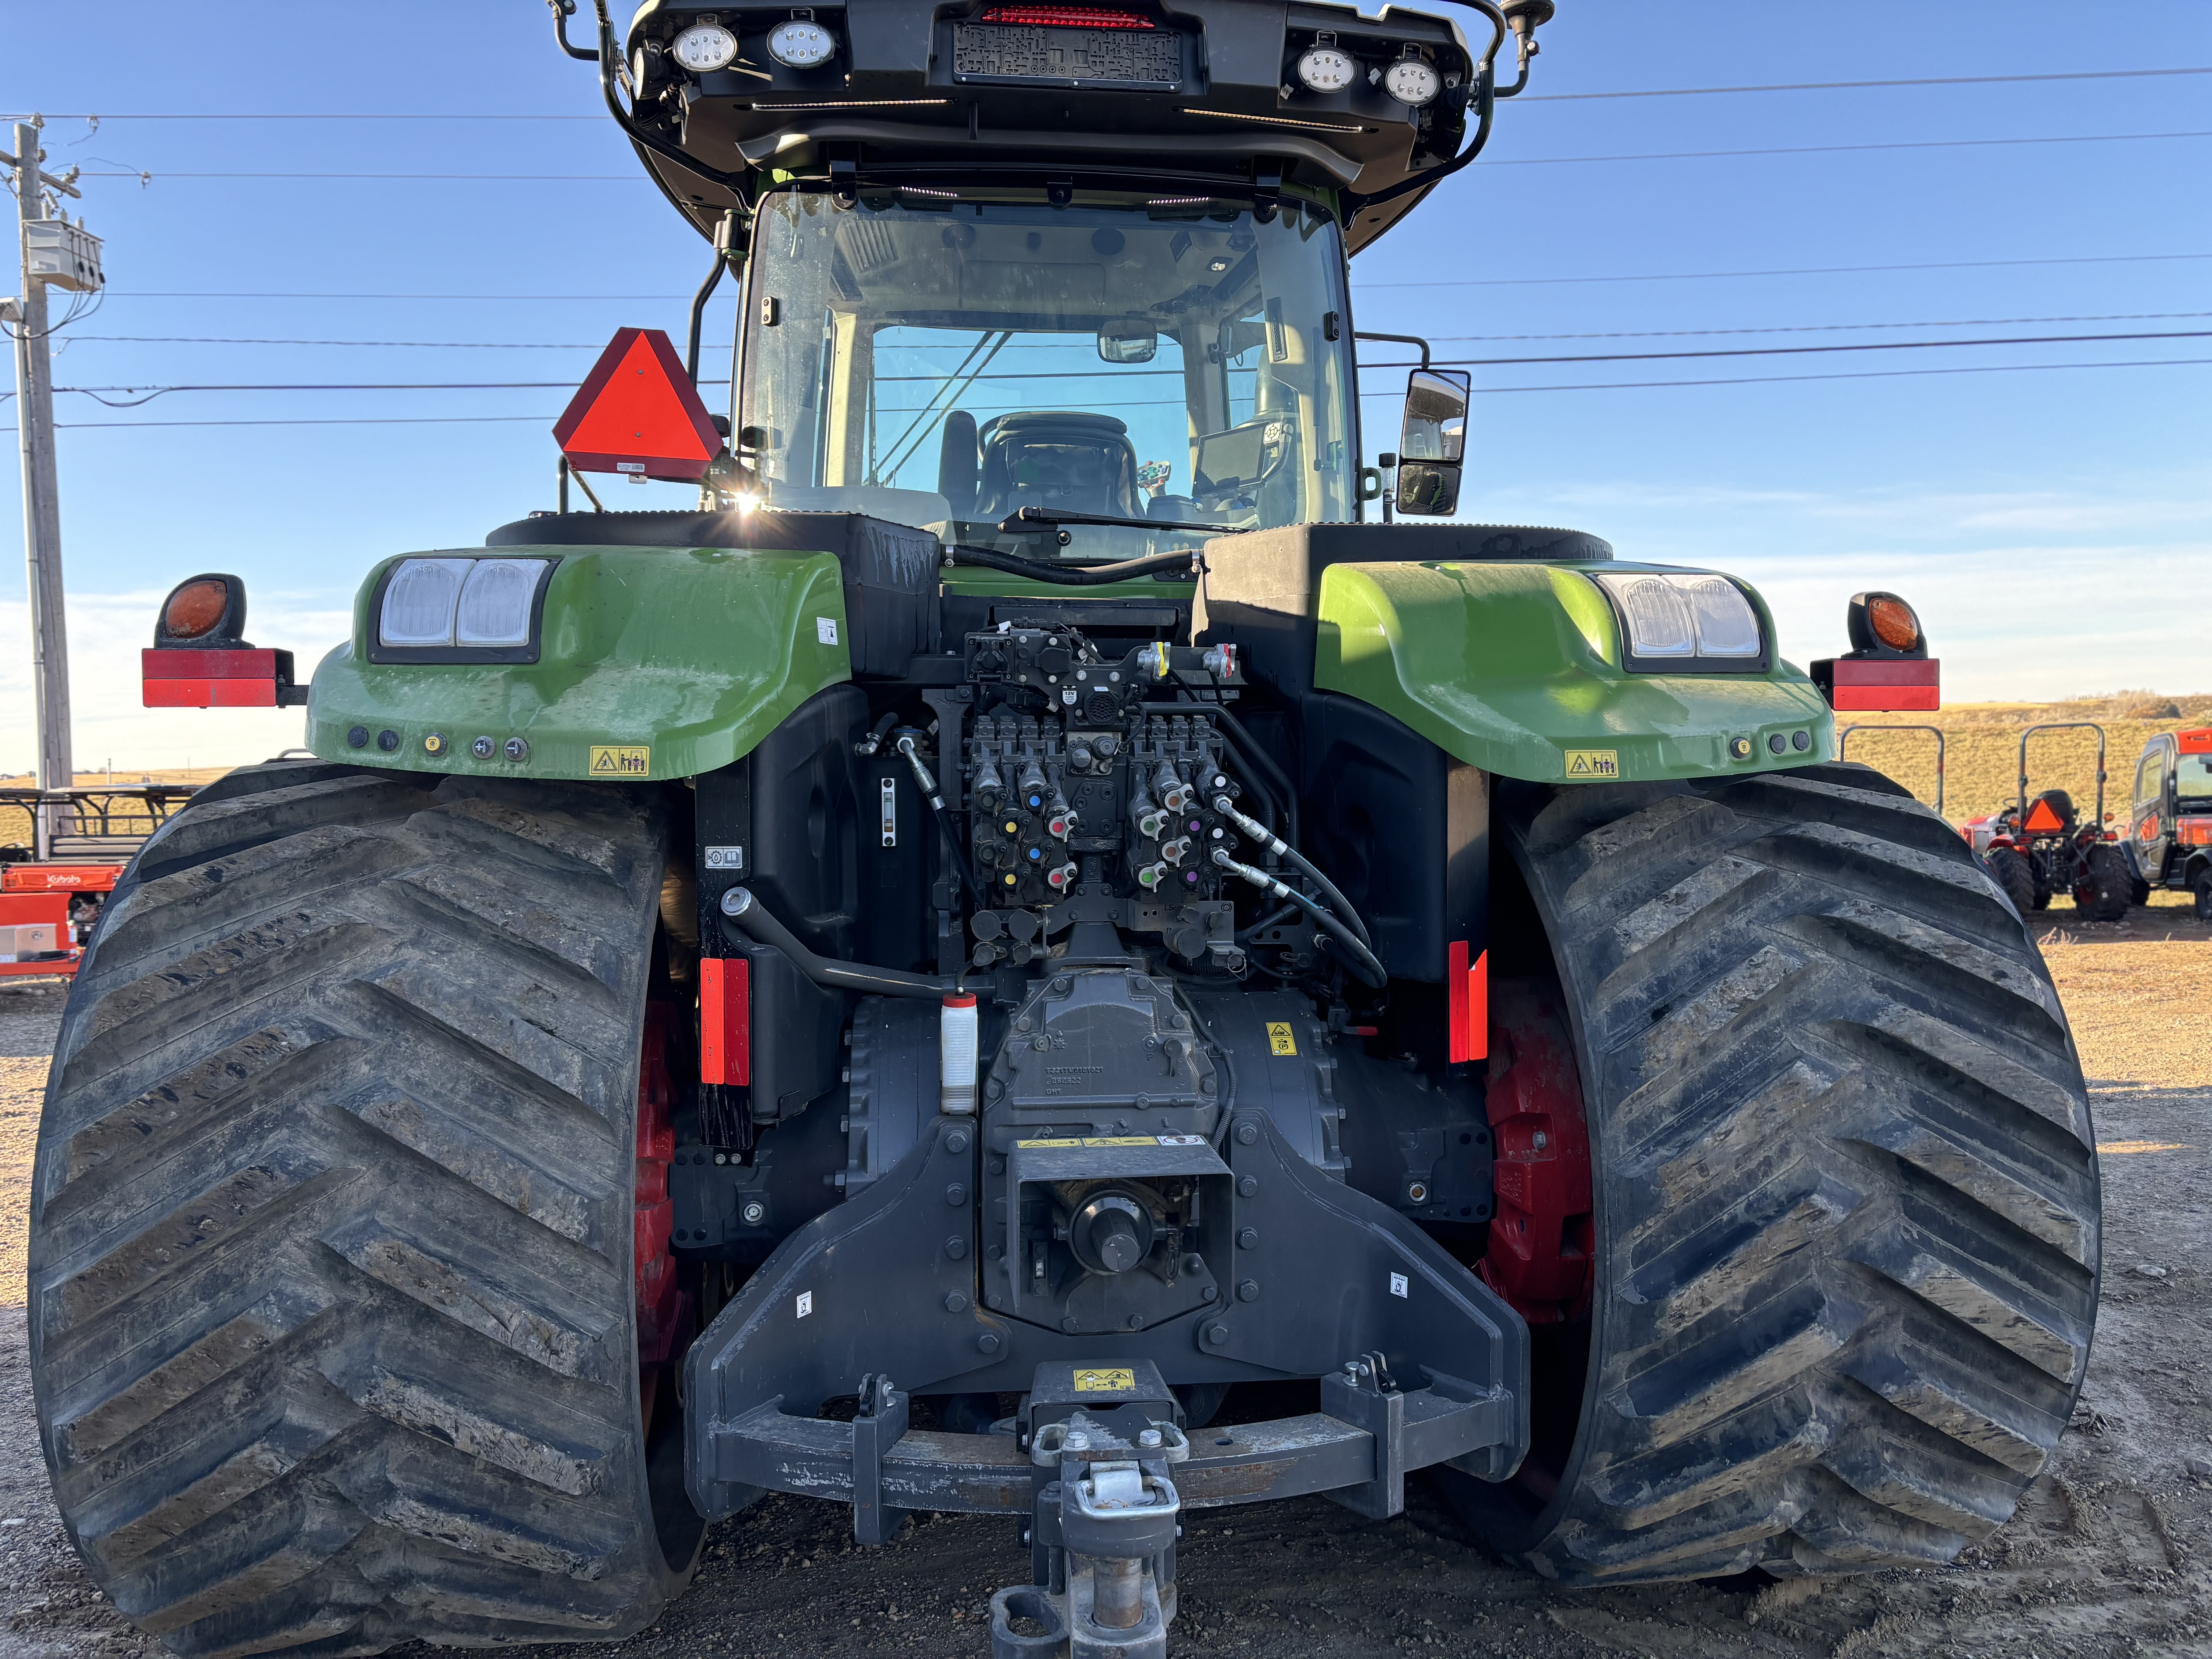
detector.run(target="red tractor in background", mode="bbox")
[2125,725,2212,920]
[0,784,199,977]
[1962,721,2132,921]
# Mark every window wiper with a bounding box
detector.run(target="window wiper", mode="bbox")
[997,507,1239,536]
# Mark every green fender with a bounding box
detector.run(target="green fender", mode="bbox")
[305,545,852,781]
[1315,561,1834,784]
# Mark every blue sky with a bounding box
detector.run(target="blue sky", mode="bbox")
[3,0,2208,772]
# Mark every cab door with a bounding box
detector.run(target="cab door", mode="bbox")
[2130,736,2175,883]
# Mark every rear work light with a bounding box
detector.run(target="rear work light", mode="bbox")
[1590,570,1767,670]
[979,4,1156,25]
[371,556,556,662]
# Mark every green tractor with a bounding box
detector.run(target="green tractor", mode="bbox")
[30,3,2099,1654]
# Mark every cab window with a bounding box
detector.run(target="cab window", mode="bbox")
[2135,746,2168,812]
[2179,754,2212,805]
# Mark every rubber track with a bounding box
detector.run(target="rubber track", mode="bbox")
[1488,761,2099,1583]
[27,762,695,1656]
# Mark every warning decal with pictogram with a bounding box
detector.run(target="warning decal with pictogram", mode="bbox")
[553,327,723,481]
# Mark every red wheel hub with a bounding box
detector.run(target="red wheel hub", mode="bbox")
[1479,983,1595,1324]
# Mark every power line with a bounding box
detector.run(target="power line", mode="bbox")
[13,349,2212,431]
[15,65,2210,122]
[44,329,2212,404]
[1434,310,2212,342]
[97,252,2212,301]
[1369,327,2212,371]
[1458,355,2212,395]
[1355,250,2212,289]
[70,335,733,348]
[1479,129,2212,168]
[105,292,697,300]
[1512,65,2212,103]
[65,310,2212,352]
[67,128,2212,183]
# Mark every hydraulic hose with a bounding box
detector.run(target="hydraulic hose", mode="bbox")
[949,545,1202,585]
[1211,852,1388,989]
[1138,701,1298,848]
[718,887,955,1001]
[896,733,986,906]
[1212,794,1374,950]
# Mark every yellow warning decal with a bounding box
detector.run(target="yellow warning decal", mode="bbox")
[1266,1021,1298,1056]
[1073,1368,1137,1393]
[1083,1137,1160,1147]
[1015,1138,1085,1148]
[1564,749,1620,780]
[589,744,651,776]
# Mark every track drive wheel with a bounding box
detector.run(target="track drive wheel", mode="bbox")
[2073,843,2131,922]
[28,761,703,1656]
[1450,761,2100,1583]
[1981,848,2036,919]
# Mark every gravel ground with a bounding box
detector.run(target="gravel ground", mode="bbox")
[6,894,2211,1659]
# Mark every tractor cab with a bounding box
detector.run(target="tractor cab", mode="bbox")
[2127,726,2212,917]
[736,187,1361,557]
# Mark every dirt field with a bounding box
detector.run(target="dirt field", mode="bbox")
[5,893,2211,1659]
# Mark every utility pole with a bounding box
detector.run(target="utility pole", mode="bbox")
[4,117,88,858]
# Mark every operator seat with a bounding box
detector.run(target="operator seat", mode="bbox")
[974,411,1142,522]
[2028,789,2078,830]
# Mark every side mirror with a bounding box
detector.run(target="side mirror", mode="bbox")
[1396,368,1470,517]
[1098,327,1158,364]
[938,409,979,518]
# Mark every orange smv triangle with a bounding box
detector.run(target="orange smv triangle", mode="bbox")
[2023,798,2066,834]
[553,328,722,482]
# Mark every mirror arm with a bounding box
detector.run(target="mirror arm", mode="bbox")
[1355,331,1432,371]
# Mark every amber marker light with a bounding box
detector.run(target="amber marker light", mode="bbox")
[162,578,231,641]
[1867,596,1921,653]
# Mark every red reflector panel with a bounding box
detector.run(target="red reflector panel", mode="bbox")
[2179,819,2212,847]
[143,647,282,708]
[700,957,751,1087]
[980,4,1156,24]
[553,327,723,483]
[1825,656,1940,713]
[2180,728,2212,756]
[1447,941,1489,1065]
[2023,798,2067,834]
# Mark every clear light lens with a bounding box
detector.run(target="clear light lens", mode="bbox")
[1595,571,1767,661]
[1682,576,1762,657]
[456,559,548,647]
[672,23,740,71]
[1384,58,1441,106]
[767,19,837,67]
[380,558,473,647]
[1609,576,1696,658]
[1295,45,1356,93]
